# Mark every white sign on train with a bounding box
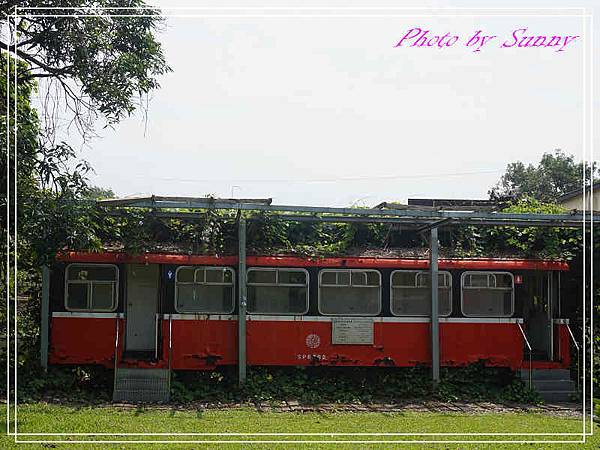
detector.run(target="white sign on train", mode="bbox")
[332,318,374,345]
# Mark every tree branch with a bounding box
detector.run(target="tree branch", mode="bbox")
[0,38,72,78]
[16,17,66,49]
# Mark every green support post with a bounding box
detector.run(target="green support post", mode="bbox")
[238,216,247,386]
[41,266,50,371]
[430,227,440,384]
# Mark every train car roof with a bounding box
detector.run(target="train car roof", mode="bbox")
[56,248,569,271]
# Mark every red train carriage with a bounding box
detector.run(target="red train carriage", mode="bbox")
[46,251,574,375]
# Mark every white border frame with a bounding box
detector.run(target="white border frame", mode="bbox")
[63,263,119,313]
[3,4,593,446]
[390,269,453,317]
[460,271,515,318]
[318,268,382,316]
[174,265,236,314]
[246,267,310,315]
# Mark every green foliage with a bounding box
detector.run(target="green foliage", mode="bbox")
[489,149,597,202]
[1,53,111,272]
[491,155,600,400]
[6,0,171,126]
[169,364,539,406]
[478,197,581,259]
[437,362,539,403]
[595,323,600,392]
[44,196,582,263]
[83,186,116,200]
[70,208,394,258]
[18,363,540,406]
[19,365,112,403]
[1,0,170,381]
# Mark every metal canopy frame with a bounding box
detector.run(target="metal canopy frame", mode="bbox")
[97,196,590,227]
[93,196,596,385]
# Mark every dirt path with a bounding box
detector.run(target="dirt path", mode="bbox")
[103,400,584,418]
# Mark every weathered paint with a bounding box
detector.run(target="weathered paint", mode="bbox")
[48,316,572,371]
[163,319,237,369]
[165,318,525,370]
[245,320,426,367]
[48,317,124,367]
[440,322,523,369]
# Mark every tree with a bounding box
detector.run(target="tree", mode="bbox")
[1,1,170,265]
[84,186,115,200]
[2,1,171,139]
[0,2,170,379]
[489,149,597,203]
[491,155,599,398]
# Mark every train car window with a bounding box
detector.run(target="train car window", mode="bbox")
[175,266,235,314]
[177,267,195,283]
[318,269,381,316]
[321,271,351,286]
[247,268,309,315]
[461,271,514,317]
[247,269,277,284]
[464,273,495,288]
[390,270,452,317]
[65,264,118,312]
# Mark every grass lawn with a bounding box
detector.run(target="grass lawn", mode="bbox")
[1,402,598,448]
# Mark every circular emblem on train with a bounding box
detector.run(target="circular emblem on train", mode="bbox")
[305,334,321,349]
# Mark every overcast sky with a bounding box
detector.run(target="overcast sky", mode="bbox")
[63,1,598,207]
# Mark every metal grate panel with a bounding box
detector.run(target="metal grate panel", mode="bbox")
[113,368,170,403]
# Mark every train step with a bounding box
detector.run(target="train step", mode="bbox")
[520,368,578,403]
[113,368,170,403]
[535,390,578,403]
[122,350,156,361]
[520,368,571,380]
[531,379,576,391]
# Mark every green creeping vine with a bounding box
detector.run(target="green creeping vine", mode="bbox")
[16,362,540,406]
[170,363,540,405]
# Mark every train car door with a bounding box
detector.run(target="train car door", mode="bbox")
[126,264,159,352]
[522,271,553,360]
